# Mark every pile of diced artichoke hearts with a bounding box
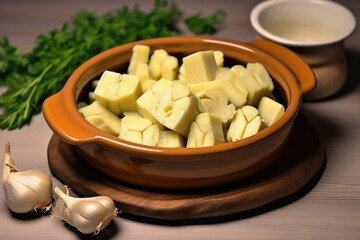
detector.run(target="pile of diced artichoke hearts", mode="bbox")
[78,45,285,148]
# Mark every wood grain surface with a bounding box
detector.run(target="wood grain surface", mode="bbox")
[1,1,359,239]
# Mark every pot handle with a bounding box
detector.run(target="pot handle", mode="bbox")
[248,39,317,95]
[42,91,97,144]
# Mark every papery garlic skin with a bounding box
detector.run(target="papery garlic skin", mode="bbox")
[2,143,53,214]
[54,187,118,235]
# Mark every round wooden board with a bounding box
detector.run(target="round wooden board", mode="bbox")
[47,113,325,221]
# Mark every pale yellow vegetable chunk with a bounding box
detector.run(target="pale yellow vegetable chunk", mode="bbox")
[161,55,179,80]
[149,49,169,80]
[158,130,185,148]
[141,79,156,92]
[148,50,179,81]
[231,65,263,106]
[187,80,223,95]
[128,45,150,75]
[137,78,174,122]
[213,50,224,67]
[119,115,159,146]
[215,69,248,108]
[211,103,236,127]
[178,64,186,81]
[122,111,142,118]
[142,125,161,146]
[94,70,142,115]
[183,50,218,83]
[258,96,285,126]
[227,109,247,142]
[242,115,262,139]
[135,62,150,83]
[227,105,261,142]
[246,62,274,95]
[78,101,121,136]
[230,63,274,106]
[241,105,259,122]
[197,87,236,125]
[179,51,223,81]
[187,113,225,148]
[197,86,228,112]
[150,82,199,137]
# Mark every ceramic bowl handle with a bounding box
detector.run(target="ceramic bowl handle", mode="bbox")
[42,91,96,144]
[249,39,317,95]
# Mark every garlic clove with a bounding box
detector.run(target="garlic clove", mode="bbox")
[2,142,53,214]
[70,199,115,234]
[60,206,74,226]
[53,186,118,235]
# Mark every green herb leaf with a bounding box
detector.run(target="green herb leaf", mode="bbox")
[0,37,28,87]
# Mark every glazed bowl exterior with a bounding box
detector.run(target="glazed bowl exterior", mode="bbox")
[42,36,316,190]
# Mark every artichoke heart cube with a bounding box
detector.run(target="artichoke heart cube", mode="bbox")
[150,82,199,137]
[78,101,121,136]
[161,55,179,80]
[258,96,285,126]
[158,130,185,148]
[246,62,274,95]
[231,65,262,106]
[128,45,150,75]
[149,49,169,80]
[242,115,262,139]
[187,113,225,148]
[241,105,259,122]
[227,105,262,142]
[187,80,222,95]
[119,115,160,146]
[227,109,247,142]
[135,62,150,84]
[215,69,248,108]
[94,70,142,115]
[197,86,236,125]
[214,50,224,67]
[183,50,218,83]
[137,78,174,122]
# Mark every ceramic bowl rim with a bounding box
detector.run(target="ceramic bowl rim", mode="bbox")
[250,0,356,47]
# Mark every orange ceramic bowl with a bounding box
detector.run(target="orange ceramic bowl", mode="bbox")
[42,36,316,190]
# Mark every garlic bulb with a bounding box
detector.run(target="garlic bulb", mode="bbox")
[2,142,53,214]
[53,186,118,235]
